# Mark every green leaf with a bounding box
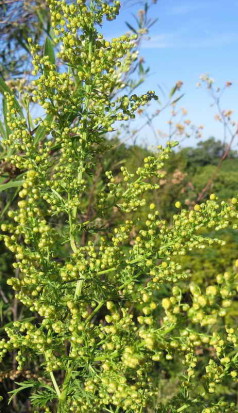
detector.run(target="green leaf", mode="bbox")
[44,37,56,66]
[0,301,4,322]
[8,381,37,403]
[147,18,159,29]
[138,62,145,75]
[132,14,140,28]
[169,84,178,98]
[8,379,55,405]
[0,180,24,193]
[171,94,185,105]
[36,8,47,29]
[177,404,190,412]
[0,120,7,139]
[15,35,31,54]
[0,186,21,218]
[0,77,12,95]
[34,114,53,144]
[51,188,66,204]
[125,22,137,34]
[30,389,56,407]
[0,77,24,116]
[2,97,12,137]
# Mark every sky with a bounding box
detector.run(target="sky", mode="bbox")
[102,0,238,148]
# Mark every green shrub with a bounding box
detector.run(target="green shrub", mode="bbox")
[0,1,238,412]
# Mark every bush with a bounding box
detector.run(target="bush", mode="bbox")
[0,1,238,412]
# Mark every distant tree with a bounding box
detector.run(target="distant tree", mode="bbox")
[180,137,238,171]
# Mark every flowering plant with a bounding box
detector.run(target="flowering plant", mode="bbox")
[0,1,238,412]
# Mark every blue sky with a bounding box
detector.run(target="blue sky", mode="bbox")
[102,0,238,148]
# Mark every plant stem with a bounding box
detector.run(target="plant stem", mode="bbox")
[86,301,104,323]
[74,278,83,299]
[74,31,93,300]
[50,371,61,398]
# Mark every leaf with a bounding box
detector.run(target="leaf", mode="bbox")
[0,77,11,95]
[2,97,12,137]
[36,8,47,28]
[8,380,37,403]
[34,114,53,144]
[15,35,31,54]
[171,94,185,105]
[177,404,190,412]
[0,301,4,322]
[44,37,55,66]
[51,188,66,204]
[132,14,140,28]
[9,380,55,407]
[0,120,7,139]
[128,78,144,94]
[147,18,159,29]
[0,77,24,116]
[169,84,178,98]
[0,180,24,193]
[0,186,21,218]
[138,62,145,75]
[125,22,137,34]
[36,8,52,38]
[30,389,56,407]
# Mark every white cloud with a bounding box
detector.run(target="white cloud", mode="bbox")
[193,32,238,48]
[142,31,238,49]
[142,33,176,49]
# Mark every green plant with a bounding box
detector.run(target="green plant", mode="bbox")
[0,1,238,412]
[0,0,50,78]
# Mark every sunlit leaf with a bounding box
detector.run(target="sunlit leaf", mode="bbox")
[44,37,55,66]
[0,180,24,193]
[0,77,24,116]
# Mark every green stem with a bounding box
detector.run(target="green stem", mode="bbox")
[50,371,61,399]
[123,176,142,197]
[74,267,116,299]
[74,32,93,300]
[57,367,73,410]
[68,190,78,254]
[61,29,95,410]
[86,301,104,323]
[74,278,83,299]
[97,267,116,275]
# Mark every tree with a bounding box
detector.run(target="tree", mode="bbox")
[180,137,237,171]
